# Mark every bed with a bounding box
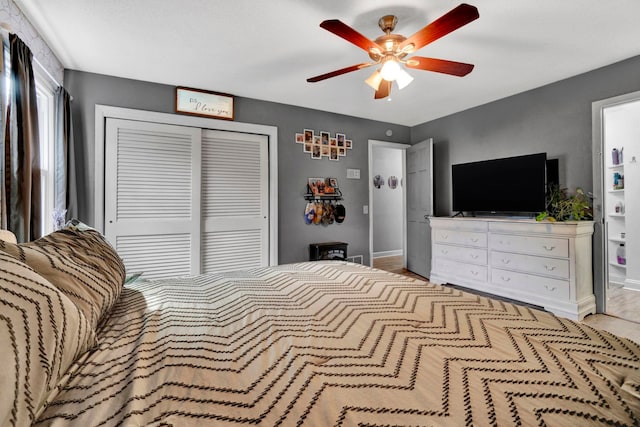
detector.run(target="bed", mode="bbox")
[1,227,639,426]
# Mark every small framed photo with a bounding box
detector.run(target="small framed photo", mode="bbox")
[330,137,337,146]
[320,131,330,145]
[336,133,345,147]
[304,129,314,143]
[311,145,321,159]
[329,178,338,188]
[330,147,339,161]
[313,135,321,145]
[338,147,346,156]
[304,142,312,153]
[321,145,330,157]
[346,139,352,149]
[295,133,304,144]
[308,177,327,194]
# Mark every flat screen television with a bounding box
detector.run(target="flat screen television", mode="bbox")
[452,153,549,214]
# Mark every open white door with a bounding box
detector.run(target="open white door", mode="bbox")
[406,139,434,278]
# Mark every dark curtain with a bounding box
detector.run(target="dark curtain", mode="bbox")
[54,86,77,225]
[3,34,41,242]
[1,31,7,229]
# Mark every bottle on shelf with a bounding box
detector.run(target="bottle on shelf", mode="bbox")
[616,243,626,265]
[612,148,619,165]
[620,147,624,164]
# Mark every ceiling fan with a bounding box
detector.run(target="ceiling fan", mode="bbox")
[307,3,479,99]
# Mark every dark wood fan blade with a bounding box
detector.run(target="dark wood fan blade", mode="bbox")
[399,3,479,52]
[307,63,373,82]
[320,19,383,53]
[374,80,392,99]
[405,57,474,76]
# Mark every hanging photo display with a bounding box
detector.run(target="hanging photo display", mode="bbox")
[373,174,385,189]
[304,177,345,225]
[295,129,352,160]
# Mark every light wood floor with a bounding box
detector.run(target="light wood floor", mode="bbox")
[373,256,640,343]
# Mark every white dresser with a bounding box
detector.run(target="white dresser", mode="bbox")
[429,217,595,320]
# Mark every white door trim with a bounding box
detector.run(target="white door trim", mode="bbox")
[592,89,640,312]
[94,105,279,266]
[368,139,411,268]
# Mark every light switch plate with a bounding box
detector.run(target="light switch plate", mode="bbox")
[347,168,360,179]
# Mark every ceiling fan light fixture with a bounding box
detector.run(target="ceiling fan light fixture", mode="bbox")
[380,58,401,81]
[365,70,383,90]
[395,68,414,90]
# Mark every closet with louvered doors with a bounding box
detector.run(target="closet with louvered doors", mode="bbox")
[104,118,269,280]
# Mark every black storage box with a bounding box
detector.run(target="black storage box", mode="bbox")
[309,242,348,261]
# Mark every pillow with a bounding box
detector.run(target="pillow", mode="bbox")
[0,252,96,425]
[0,227,126,330]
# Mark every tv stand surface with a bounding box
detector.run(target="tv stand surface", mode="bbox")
[428,217,595,320]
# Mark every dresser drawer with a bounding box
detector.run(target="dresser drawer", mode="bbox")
[433,230,487,248]
[434,244,487,265]
[434,258,487,282]
[489,234,568,258]
[491,268,570,301]
[490,251,570,279]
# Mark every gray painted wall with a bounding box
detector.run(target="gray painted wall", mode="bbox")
[64,70,411,265]
[411,55,640,217]
[372,147,403,254]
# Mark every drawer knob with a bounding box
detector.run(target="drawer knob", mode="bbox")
[544,265,556,271]
[470,254,478,259]
[501,276,511,282]
[501,259,510,264]
[441,249,448,254]
[471,270,479,276]
[470,238,479,243]
[544,285,557,292]
[543,245,555,251]
[441,234,448,239]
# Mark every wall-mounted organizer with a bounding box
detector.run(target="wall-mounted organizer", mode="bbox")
[304,177,345,225]
[606,147,626,286]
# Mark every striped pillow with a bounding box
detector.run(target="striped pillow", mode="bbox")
[0,252,96,426]
[0,228,126,330]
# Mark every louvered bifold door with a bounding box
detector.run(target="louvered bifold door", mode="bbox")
[201,129,269,272]
[104,119,202,280]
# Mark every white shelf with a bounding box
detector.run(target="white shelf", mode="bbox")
[608,163,624,169]
[608,213,625,218]
[608,237,626,243]
[608,188,625,193]
[609,262,627,269]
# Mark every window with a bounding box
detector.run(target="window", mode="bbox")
[34,65,56,234]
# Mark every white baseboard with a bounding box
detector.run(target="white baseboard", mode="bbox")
[373,250,403,259]
[624,278,640,291]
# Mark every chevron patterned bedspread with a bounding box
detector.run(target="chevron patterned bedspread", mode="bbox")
[35,261,640,426]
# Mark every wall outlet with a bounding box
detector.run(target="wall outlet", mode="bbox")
[363,205,369,214]
[347,168,360,179]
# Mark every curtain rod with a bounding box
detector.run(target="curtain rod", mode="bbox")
[1,22,63,89]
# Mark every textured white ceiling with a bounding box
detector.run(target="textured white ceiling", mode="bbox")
[13,0,640,126]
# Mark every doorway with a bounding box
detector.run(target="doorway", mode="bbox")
[368,140,410,270]
[593,90,640,323]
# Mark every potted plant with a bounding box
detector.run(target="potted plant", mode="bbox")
[536,185,593,222]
